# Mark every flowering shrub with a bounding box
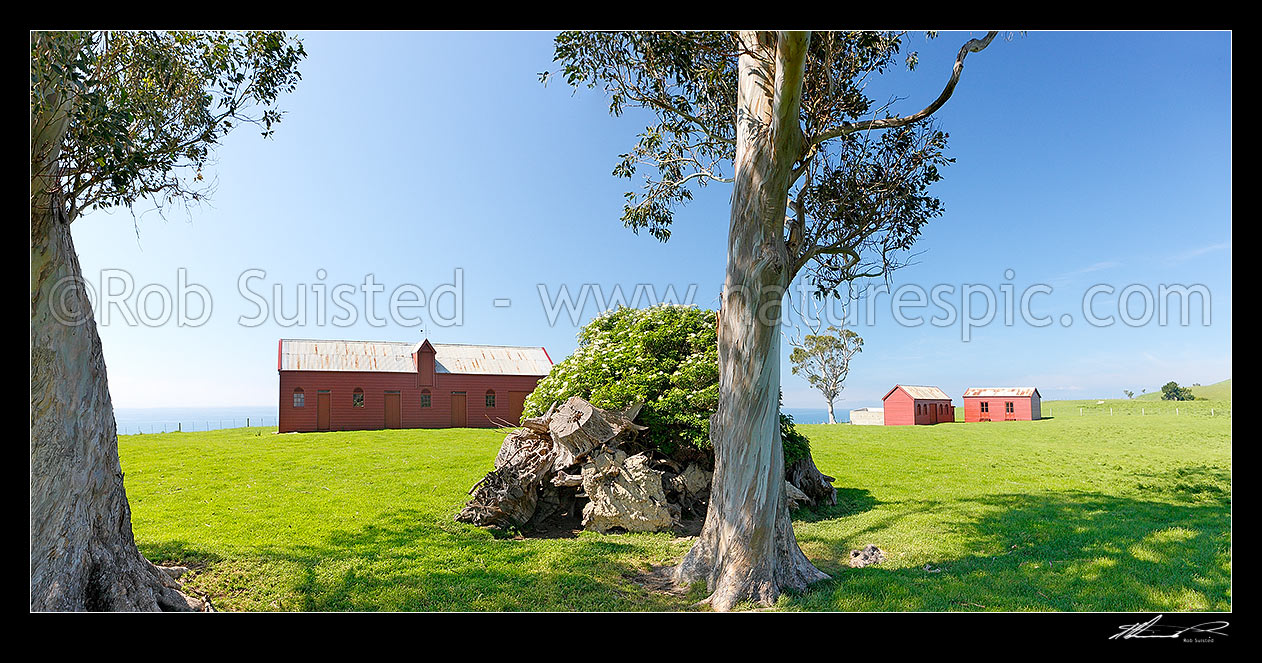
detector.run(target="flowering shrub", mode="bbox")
[524,304,809,463]
[523,304,717,455]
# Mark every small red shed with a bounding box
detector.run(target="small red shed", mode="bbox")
[882,385,954,425]
[277,338,552,433]
[962,387,1041,422]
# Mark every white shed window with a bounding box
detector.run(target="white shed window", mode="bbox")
[293,388,305,408]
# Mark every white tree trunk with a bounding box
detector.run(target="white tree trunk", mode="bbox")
[30,37,205,610]
[826,400,837,425]
[674,32,828,611]
[30,199,206,612]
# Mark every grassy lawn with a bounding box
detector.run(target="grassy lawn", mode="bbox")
[119,402,1230,611]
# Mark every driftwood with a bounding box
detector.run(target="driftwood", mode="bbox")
[786,454,837,507]
[579,449,674,533]
[784,481,814,511]
[456,397,647,531]
[456,395,840,536]
[457,429,557,528]
[549,396,645,470]
[456,469,539,529]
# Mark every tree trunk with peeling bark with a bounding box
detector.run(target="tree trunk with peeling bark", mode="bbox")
[30,39,205,610]
[30,200,207,611]
[673,31,829,610]
[548,28,998,611]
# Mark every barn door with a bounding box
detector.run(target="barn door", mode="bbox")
[316,391,331,431]
[450,392,467,427]
[507,391,528,426]
[384,391,401,429]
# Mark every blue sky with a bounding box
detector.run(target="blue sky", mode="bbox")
[70,30,1232,410]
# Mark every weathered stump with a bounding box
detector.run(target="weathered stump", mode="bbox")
[579,449,674,533]
[786,454,837,507]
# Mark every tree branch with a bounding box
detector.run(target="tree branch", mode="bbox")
[807,31,998,147]
[772,31,811,161]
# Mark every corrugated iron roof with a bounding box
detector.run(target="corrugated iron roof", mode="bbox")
[279,339,552,376]
[963,387,1040,398]
[885,385,952,401]
[428,342,553,376]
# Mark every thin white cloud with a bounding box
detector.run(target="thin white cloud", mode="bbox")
[1168,242,1230,264]
[1077,261,1122,274]
[1049,260,1122,286]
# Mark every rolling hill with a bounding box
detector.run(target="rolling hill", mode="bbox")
[1135,378,1231,401]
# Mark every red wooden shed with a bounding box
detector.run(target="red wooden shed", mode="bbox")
[962,387,1041,422]
[882,385,954,425]
[277,338,552,433]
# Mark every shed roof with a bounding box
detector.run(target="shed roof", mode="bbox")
[883,385,951,401]
[426,342,553,376]
[278,339,552,376]
[963,387,1040,398]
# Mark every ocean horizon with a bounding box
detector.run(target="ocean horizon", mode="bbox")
[113,406,278,435]
[113,403,863,434]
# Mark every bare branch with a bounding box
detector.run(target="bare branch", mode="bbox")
[807,31,998,148]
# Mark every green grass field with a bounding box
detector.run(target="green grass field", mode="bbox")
[119,401,1231,611]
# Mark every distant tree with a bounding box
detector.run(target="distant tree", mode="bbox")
[789,326,862,424]
[1160,381,1195,401]
[1123,390,1134,399]
[546,29,999,610]
[31,31,305,611]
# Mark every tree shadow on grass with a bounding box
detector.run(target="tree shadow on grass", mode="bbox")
[137,469,1228,612]
[785,489,1231,612]
[141,508,696,611]
[1131,464,1231,503]
[139,485,875,611]
[792,487,879,523]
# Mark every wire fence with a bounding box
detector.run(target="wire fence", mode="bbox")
[117,415,277,435]
[1041,404,1232,419]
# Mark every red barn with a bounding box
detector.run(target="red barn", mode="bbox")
[277,338,552,433]
[962,387,1041,422]
[882,385,954,425]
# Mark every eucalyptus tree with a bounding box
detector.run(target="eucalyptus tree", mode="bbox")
[546,30,998,610]
[31,31,304,611]
[790,326,863,425]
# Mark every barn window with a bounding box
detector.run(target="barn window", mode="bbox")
[293,388,305,408]
[420,390,431,408]
[485,390,496,408]
[1005,401,1014,414]
[353,388,365,408]
[980,401,989,413]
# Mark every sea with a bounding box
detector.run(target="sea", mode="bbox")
[114,406,278,435]
[113,405,848,435]
[782,407,848,424]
